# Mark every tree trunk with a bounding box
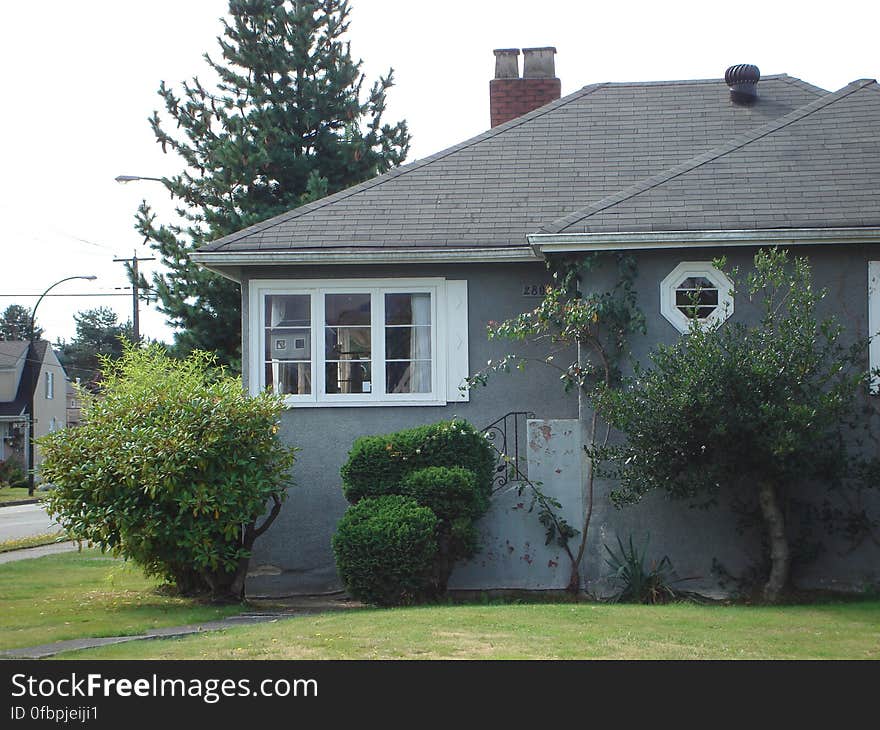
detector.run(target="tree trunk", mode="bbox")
[757,480,790,603]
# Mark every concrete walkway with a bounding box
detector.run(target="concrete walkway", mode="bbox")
[0,540,78,564]
[0,595,361,659]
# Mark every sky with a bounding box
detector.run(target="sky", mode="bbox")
[0,0,877,346]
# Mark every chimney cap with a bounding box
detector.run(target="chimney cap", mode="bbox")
[493,48,521,79]
[522,46,558,79]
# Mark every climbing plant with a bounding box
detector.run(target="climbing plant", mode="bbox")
[467,253,645,593]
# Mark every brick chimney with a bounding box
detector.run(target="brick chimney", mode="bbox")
[489,47,561,128]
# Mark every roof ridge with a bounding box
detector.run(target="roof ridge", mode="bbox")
[202,82,608,251]
[539,79,875,235]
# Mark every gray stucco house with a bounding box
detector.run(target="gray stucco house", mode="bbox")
[192,49,880,596]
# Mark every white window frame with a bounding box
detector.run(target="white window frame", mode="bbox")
[249,278,467,407]
[660,262,734,334]
[45,371,54,400]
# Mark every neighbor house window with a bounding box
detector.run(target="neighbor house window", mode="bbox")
[45,371,54,399]
[250,278,468,407]
[660,262,734,334]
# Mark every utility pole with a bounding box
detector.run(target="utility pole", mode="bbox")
[114,250,155,341]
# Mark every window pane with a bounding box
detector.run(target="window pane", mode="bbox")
[386,361,432,394]
[675,289,719,307]
[265,328,310,361]
[325,327,371,360]
[265,294,310,327]
[386,326,432,360]
[326,361,372,394]
[385,293,431,325]
[679,276,714,290]
[326,293,370,326]
[265,362,311,396]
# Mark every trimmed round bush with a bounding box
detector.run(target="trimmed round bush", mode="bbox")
[340,419,495,504]
[332,495,438,606]
[400,466,484,522]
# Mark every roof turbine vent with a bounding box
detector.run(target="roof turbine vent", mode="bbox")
[725,64,760,105]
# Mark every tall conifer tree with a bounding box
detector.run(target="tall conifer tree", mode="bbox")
[136,0,410,368]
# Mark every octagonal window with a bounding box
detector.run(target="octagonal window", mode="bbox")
[661,262,734,334]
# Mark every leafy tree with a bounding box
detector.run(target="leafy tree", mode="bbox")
[135,0,410,368]
[594,249,869,602]
[0,304,41,341]
[55,307,135,387]
[40,344,296,602]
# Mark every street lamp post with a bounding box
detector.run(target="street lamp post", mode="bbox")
[27,275,97,495]
[114,175,163,341]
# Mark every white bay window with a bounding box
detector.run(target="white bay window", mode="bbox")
[250,278,468,406]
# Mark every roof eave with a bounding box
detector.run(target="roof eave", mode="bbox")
[529,227,880,254]
[190,246,541,277]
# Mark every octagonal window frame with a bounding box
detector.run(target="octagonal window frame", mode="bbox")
[660,261,734,334]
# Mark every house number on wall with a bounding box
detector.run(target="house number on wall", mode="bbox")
[522,283,551,297]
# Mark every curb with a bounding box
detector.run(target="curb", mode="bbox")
[0,499,41,508]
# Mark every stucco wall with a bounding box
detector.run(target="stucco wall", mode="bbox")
[241,246,880,596]
[241,262,577,595]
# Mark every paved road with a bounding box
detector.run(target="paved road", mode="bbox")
[0,502,58,541]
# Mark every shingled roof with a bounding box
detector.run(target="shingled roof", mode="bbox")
[539,79,880,234]
[196,74,826,255]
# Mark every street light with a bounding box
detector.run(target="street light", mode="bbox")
[114,175,164,183]
[27,275,97,495]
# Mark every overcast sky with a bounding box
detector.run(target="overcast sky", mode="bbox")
[1,0,877,346]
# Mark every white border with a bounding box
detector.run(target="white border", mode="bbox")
[660,262,734,334]
[248,278,449,408]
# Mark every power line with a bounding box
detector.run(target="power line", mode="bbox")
[0,293,133,297]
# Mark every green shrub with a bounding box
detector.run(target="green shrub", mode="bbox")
[399,466,485,522]
[39,344,297,603]
[332,495,438,606]
[0,459,27,489]
[341,419,495,503]
[336,422,495,605]
[604,535,684,604]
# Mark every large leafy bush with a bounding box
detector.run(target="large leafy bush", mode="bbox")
[335,419,495,605]
[40,344,296,602]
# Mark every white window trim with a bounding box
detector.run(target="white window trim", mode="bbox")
[249,277,467,408]
[660,262,734,334]
[45,371,54,400]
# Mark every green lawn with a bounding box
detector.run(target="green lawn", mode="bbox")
[0,487,36,504]
[0,550,241,650]
[59,598,880,660]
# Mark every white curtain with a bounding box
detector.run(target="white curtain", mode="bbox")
[411,293,431,393]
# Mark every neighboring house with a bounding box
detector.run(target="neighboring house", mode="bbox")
[0,340,69,477]
[191,48,880,595]
[66,379,82,428]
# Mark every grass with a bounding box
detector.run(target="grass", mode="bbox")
[0,486,36,504]
[0,531,67,553]
[0,550,242,651]
[58,598,880,660]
